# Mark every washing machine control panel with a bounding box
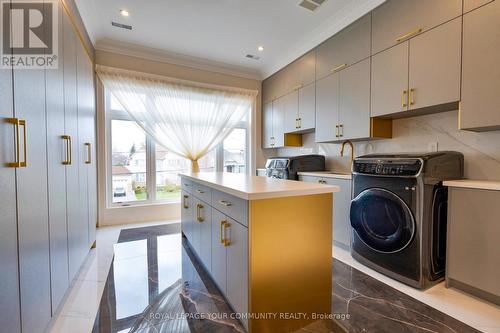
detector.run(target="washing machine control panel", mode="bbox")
[353,159,422,176]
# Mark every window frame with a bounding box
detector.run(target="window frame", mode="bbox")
[105,90,251,208]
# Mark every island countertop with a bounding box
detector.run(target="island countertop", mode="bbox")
[180,172,339,200]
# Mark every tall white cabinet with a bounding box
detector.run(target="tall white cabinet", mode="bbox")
[0,1,97,332]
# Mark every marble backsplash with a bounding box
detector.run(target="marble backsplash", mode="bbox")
[277,110,500,180]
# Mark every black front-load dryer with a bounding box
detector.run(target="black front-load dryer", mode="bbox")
[350,152,464,289]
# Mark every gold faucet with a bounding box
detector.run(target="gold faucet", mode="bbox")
[340,140,354,165]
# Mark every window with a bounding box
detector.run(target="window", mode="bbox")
[107,92,250,206]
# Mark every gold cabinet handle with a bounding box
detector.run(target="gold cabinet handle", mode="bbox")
[223,222,231,247]
[84,143,91,164]
[196,189,204,194]
[62,135,72,165]
[183,194,189,209]
[218,200,232,207]
[335,124,340,138]
[220,220,227,244]
[409,88,416,106]
[402,89,408,108]
[339,124,344,137]
[396,28,423,43]
[196,203,204,222]
[6,118,21,168]
[318,179,327,184]
[331,63,347,73]
[20,120,27,167]
[292,83,303,91]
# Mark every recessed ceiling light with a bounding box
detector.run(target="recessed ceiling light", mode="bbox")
[120,9,130,17]
[257,46,264,52]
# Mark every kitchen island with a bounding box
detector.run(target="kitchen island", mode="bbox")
[180,172,339,333]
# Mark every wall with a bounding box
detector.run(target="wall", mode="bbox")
[95,49,273,226]
[276,110,500,181]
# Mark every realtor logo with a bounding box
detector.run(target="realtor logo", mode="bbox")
[1,0,58,69]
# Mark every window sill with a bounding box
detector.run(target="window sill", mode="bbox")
[107,201,180,210]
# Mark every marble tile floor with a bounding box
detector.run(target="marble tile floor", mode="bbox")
[48,221,500,333]
[91,224,479,333]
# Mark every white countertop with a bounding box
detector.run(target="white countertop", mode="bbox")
[298,171,352,180]
[444,179,500,191]
[180,172,340,200]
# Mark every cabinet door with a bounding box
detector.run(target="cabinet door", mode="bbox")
[339,59,370,140]
[0,29,21,333]
[316,14,371,80]
[63,13,87,282]
[226,219,248,316]
[284,50,316,92]
[298,83,315,131]
[372,0,462,54]
[408,18,461,111]
[262,72,284,104]
[46,2,69,312]
[461,0,500,131]
[198,203,212,271]
[464,0,493,12]
[272,97,285,148]
[283,90,299,133]
[211,209,227,292]
[262,102,273,148]
[325,178,352,249]
[371,42,409,117]
[76,41,91,251]
[315,73,339,142]
[13,49,52,333]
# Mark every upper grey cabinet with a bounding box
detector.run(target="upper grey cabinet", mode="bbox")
[283,83,315,134]
[371,0,462,55]
[371,18,462,117]
[464,0,493,13]
[262,72,283,104]
[283,50,316,93]
[262,102,274,148]
[316,14,371,80]
[460,0,500,131]
[315,72,339,142]
[371,42,409,117]
[408,17,461,111]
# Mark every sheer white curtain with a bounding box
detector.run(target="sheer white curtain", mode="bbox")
[97,65,257,172]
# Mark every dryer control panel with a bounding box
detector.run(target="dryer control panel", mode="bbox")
[353,159,423,176]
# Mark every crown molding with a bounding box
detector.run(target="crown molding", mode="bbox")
[94,39,262,81]
[261,0,386,79]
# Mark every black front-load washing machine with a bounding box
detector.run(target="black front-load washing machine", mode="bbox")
[350,152,464,289]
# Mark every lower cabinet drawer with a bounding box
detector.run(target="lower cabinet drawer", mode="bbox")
[193,182,212,203]
[181,178,193,193]
[212,190,248,226]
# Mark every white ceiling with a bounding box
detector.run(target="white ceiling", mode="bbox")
[75,0,385,79]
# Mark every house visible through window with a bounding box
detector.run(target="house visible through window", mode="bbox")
[107,93,250,206]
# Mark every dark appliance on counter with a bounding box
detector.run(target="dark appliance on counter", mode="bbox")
[264,155,326,180]
[350,152,464,289]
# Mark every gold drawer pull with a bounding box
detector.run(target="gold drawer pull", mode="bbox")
[335,124,340,138]
[331,63,347,73]
[84,143,92,164]
[292,83,303,91]
[62,135,72,165]
[318,179,327,184]
[220,220,227,244]
[402,89,408,108]
[224,222,231,247]
[218,200,232,207]
[183,194,189,209]
[196,189,204,194]
[339,124,344,137]
[6,118,25,168]
[409,88,416,106]
[396,27,423,43]
[196,203,204,222]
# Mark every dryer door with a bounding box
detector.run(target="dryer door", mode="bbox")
[350,188,415,253]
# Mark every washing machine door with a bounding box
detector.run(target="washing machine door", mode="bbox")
[350,188,415,253]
